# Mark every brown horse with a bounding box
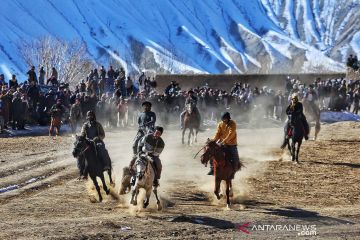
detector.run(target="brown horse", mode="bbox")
[182,102,200,145]
[303,100,321,140]
[198,139,236,209]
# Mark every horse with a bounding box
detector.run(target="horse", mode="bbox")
[303,100,321,140]
[127,153,162,210]
[182,102,200,145]
[285,115,305,163]
[119,167,132,195]
[198,139,236,209]
[72,135,112,202]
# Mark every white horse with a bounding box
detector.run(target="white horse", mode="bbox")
[129,154,162,210]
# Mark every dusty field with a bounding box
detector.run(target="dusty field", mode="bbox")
[0,122,359,240]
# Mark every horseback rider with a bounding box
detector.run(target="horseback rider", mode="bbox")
[280,93,310,149]
[208,112,241,177]
[129,126,165,187]
[79,111,112,176]
[180,90,201,129]
[304,84,318,112]
[132,101,156,154]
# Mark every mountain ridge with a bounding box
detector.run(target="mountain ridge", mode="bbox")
[0,0,359,79]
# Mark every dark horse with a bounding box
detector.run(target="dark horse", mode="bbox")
[303,100,321,140]
[198,139,236,209]
[182,102,200,145]
[72,136,112,202]
[285,115,305,163]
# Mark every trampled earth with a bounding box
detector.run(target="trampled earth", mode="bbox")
[0,122,359,239]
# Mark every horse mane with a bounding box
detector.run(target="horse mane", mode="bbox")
[206,140,225,161]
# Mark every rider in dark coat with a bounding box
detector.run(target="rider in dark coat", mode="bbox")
[280,93,309,149]
[129,126,165,187]
[132,101,156,154]
[79,111,111,177]
[180,90,201,129]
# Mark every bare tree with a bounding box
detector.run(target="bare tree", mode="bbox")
[18,36,94,86]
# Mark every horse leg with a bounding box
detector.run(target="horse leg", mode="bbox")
[143,188,151,209]
[229,180,233,197]
[188,128,192,145]
[182,129,185,144]
[226,180,231,209]
[195,129,199,143]
[100,174,110,195]
[214,178,222,200]
[291,140,296,162]
[315,121,320,140]
[91,175,102,202]
[130,187,138,206]
[152,186,162,211]
[296,140,302,163]
[107,169,114,187]
[287,139,292,158]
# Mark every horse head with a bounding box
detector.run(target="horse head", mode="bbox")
[135,153,151,181]
[186,102,195,115]
[72,135,90,158]
[199,138,218,166]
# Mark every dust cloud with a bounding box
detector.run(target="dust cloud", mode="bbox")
[86,108,284,210]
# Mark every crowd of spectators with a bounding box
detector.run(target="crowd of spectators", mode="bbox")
[0,62,359,134]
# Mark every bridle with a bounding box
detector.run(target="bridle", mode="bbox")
[193,145,206,159]
[136,155,149,179]
[74,139,91,157]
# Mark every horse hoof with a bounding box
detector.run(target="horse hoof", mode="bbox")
[105,190,110,195]
[157,204,162,211]
[226,204,231,210]
[215,193,222,200]
[99,197,103,203]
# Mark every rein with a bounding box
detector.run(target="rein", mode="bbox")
[79,145,90,157]
[193,146,206,159]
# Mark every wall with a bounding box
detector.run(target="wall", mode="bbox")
[155,73,346,91]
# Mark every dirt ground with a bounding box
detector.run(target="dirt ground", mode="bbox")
[0,122,359,240]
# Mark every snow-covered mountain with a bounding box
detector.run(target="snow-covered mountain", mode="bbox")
[0,0,359,79]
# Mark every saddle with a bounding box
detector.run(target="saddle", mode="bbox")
[287,127,293,137]
[219,146,241,172]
